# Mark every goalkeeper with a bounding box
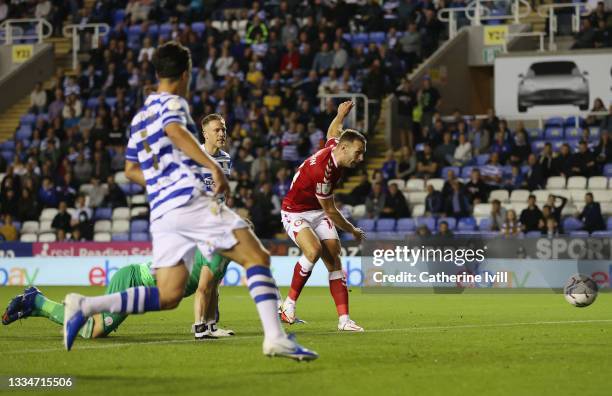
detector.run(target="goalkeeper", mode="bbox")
[2,250,234,339]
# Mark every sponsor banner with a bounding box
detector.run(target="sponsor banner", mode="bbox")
[0,243,33,258]
[32,242,153,257]
[2,255,612,290]
[494,51,612,117]
[0,256,363,287]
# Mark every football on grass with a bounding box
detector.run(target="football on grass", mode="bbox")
[564,274,598,307]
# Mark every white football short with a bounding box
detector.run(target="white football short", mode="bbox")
[281,209,339,244]
[150,195,248,272]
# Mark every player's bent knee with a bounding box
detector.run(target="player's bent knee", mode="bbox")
[302,242,322,263]
[159,288,184,310]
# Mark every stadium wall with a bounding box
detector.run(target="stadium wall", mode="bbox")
[0,43,54,112]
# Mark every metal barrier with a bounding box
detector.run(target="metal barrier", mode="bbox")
[438,0,532,39]
[502,31,546,52]
[62,23,111,70]
[537,3,592,50]
[0,18,53,44]
[319,93,370,133]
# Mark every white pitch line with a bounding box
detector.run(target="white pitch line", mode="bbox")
[8,319,612,355]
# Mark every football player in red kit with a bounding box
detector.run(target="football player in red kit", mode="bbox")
[280,101,366,331]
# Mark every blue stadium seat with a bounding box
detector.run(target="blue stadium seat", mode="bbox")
[454,231,480,237]
[94,207,112,220]
[457,217,476,231]
[376,218,396,232]
[357,219,376,232]
[0,140,15,151]
[526,128,542,140]
[112,233,129,241]
[130,232,150,241]
[377,232,401,240]
[589,127,600,140]
[563,217,584,232]
[569,231,589,237]
[87,97,98,109]
[352,33,368,45]
[531,140,546,153]
[441,166,460,179]
[592,231,612,237]
[552,141,565,152]
[148,24,159,37]
[105,97,117,108]
[341,232,355,241]
[475,154,489,166]
[130,220,149,232]
[545,117,564,127]
[369,31,385,44]
[192,22,206,35]
[607,217,612,230]
[525,231,541,237]
[564,127,581,139]
[396,218,415,232]
[564,116,585,127]
[568,140,580,151]
[438,217,456,230]
[159,23,173,39]
[415,216,436,231]
[16,125,32,140]
[1,151,14,163]
[478,218,491,230]
[20,113,36,126]
[128,24,142,35]
[461,166,474,179]
[113,9,125,25]
[545,127,564,140]
[604,164,612,178]
[36,113,49,123]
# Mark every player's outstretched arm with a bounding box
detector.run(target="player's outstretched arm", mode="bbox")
[326,100,354,140]
[125,160,146,187]
[165,122,229,195]
[318,196,366,242]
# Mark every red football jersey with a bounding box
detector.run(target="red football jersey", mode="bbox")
[282,138,342,212]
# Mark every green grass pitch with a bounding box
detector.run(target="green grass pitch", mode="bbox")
[1,286,611,396]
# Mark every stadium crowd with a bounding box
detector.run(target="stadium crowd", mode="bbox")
[0,0,611,242]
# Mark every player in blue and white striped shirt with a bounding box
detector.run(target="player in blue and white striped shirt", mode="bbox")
[63,42,317,361]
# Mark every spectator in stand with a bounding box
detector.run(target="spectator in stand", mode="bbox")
[381,182,409,219]
[509,130,530,166]
[452,132,472,166]
[490,131,512,164]
[366,182,386,219]
[381,149,397,181]
[395,79,417,147]
[573,18,597,49]
[441,169,458,199]
[399,22,420,72]
[272,167,291,198]
[433,131,456,166]
[47,89,64,120]
[502,209,521,236]
[504,165,524,190]
[520,195,543,233]
[552,143,572,177]
[17,187,40,221]
[30,82,47,114]
[438,221,454,237]
[539,142,554,179]
[469,119,490,156]
[0,214,17,241]
[312,42,334,75]
[331,41,348,71]
[396,145,417,180]
[465,168,488,204]
[87,176,107,208]
[546,194,568,225]
[481,152,503,187]
[578,192,605,233]
[416,224,432,237]
[103,175,127,208]
[71,195,93,240]
[51,201,72,233]
[571,140,597,177]
[544,217,560,237]
[445,180,471,218]
[415,143,439,179]
[73,153,93,186]
[594,130,611,171]
[425,184,444,216]
[418,77,440,130]
[525,153,546,190]
[345,171,372,206]
[488,199,506,231]
[38,177,59,208]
